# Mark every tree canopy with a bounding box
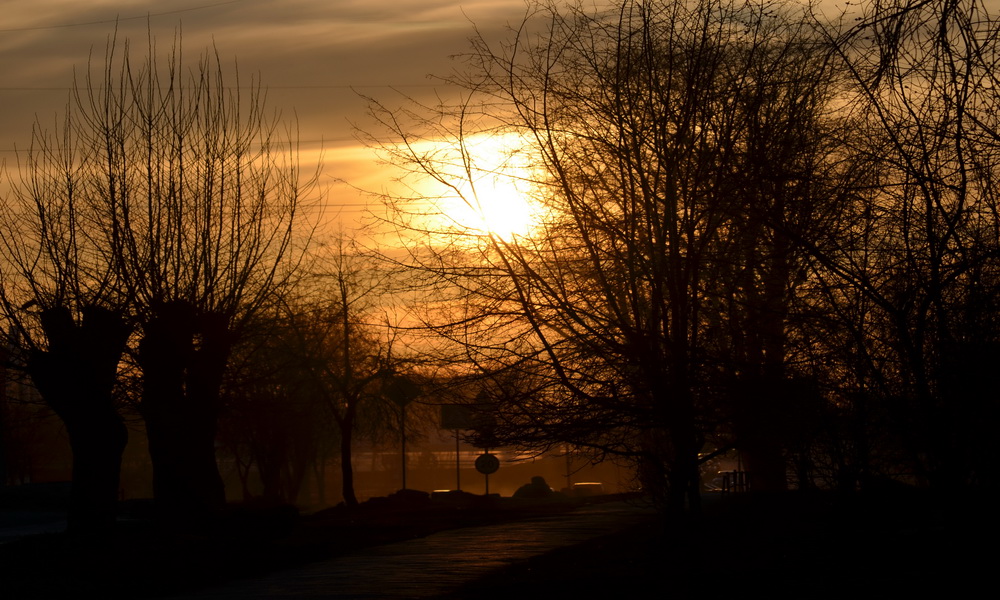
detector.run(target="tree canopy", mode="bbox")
[370,0,1000,511]
[0,32,317,528]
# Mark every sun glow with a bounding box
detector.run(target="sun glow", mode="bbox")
[423,132,543,241]
[449,172,536,240]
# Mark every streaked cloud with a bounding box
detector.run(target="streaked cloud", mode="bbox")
[0,0,530,229]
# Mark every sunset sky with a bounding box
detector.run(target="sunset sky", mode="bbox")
[0,0,856,235]
[0,0,535,229]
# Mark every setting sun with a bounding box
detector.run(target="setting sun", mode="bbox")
[448,170,537,240]
[425,132,542,241]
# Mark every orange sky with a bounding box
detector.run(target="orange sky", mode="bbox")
[0,0,854,235]
[0,0,536,230]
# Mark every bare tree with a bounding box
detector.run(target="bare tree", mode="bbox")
[219,312,334,505]
[1,32,316,526]
[273,239,402,507]
[369,0,846,513]
[814,0,1000,490]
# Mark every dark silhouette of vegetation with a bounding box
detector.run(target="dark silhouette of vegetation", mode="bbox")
[275,242,403,508]
[368,0,1000,513]
[814,0,1000,490]
[219,256,420,508]
[221,312,335,505]
[24,307,129,537]
[369,0,847,515]
[0,33,315,530]
[1,0,997,545]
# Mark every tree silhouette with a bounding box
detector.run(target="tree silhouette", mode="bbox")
[1,32,315,526]
[272,240,401,507]
[220,311,335,505]
[814,0,1000,490]
[369,0,847,513]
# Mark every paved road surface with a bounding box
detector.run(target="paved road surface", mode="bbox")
[172,500,657,599]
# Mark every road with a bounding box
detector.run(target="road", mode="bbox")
[171,500,657,599]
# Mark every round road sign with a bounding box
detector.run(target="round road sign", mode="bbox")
[475,453,500,475]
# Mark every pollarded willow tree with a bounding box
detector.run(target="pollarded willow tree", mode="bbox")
[370,0,850,514]
[0,33,315,528]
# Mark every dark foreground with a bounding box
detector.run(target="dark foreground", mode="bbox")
[0,488,995,598]
[447,491,999,598]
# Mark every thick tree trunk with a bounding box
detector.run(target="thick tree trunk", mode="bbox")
[62,413,128,537]
[666,424,703,519]
[139,302,229,524]
[642,383,703,522]
[27,306,130,538]
[730,375,790,493]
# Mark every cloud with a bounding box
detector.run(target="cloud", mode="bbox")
[0,0,532,229]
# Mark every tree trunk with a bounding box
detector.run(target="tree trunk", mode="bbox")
[667,422,703,519]
[27,306,130,539]
[62,413,128,537]
[139,302,228,524]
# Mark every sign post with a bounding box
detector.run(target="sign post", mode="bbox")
[475,452,500,495]
[442,404,475,491]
